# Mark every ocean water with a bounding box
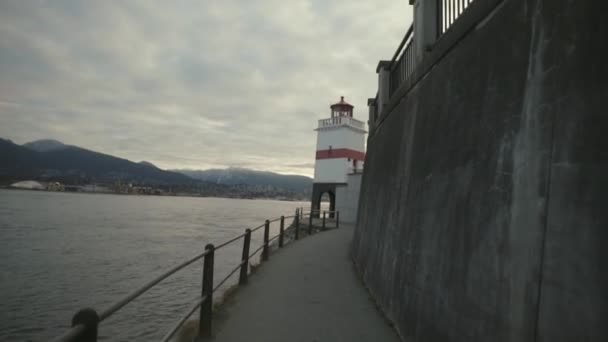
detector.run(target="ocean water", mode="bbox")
[0,189,307,341]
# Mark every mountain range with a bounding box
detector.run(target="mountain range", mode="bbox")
[0,138,192,185]
[174,168,312,193]
[0,138,312,196]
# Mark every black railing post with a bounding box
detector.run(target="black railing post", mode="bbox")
[308,210,313,234]
[295,209,300,240]
[199,244,214,338]
[71,308,99,342]
[322,211,326,229]
[336,211,340,228]
[437,0,443,38]
[262,220,270,261]
[279,216,285,248]
[239,229,251,285]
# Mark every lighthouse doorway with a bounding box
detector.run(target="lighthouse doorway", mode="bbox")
[318,191,335,218]
[311,183,337,218]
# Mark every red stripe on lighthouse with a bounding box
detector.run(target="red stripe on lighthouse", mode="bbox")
[316,148,365,160]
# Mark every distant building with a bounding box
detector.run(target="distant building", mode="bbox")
[46,182,64,192]
[10,180,45,190]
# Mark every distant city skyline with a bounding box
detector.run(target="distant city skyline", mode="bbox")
[0,1,412,176]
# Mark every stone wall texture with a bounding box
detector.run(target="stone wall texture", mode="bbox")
[352,0,608,341]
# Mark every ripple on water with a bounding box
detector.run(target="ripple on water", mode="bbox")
[0,189,307,341]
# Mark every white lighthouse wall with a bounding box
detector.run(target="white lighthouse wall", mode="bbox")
[316,128,365,151]
[335,173,362,224]
[313,158,349,183]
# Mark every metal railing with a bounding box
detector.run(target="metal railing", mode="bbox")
[437,0,475,36]
[372,0,496,132]
[389,24,415,97]
[50,208,340,342]
[370,95,378,123]
[385,0,479,100]
[317,116,366,130]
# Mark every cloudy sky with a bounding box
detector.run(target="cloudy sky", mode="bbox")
[0,0,412,176]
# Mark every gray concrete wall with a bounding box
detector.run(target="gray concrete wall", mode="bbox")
[335,173,362,224]
[352,0,608,341]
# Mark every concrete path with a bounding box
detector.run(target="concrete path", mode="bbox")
[211,224,400,342]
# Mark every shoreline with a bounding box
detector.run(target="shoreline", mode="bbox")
[0,186,308,202]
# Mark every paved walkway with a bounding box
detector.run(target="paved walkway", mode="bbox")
[211,224,400,342]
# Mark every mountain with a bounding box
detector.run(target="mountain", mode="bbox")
[23,139,67,152]
[1,138,311,199]
[1,139,194,185]
[0,138,42,179]
[175,168,312,192]
[139,161,158,169]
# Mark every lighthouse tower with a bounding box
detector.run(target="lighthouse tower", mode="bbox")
[312,96,366,216]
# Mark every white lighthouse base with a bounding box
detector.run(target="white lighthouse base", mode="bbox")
[335,173,363,224]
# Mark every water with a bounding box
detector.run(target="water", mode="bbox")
[0,189,307,341]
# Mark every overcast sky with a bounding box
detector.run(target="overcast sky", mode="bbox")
[0,1,412,176]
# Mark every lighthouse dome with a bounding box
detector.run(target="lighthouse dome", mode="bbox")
[330,96,353,117]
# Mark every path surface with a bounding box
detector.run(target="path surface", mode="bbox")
[211,224,400,342]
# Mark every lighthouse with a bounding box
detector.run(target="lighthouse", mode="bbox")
[311,96,366,218]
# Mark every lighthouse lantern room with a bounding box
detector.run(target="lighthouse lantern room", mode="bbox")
[312,96,366,216]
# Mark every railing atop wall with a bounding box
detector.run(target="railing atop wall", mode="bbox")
[51,208,340,342]
[369,0,503,138]
[437,0,475,36]
[389,24,415,97]
[318,116,365,130]
[382,0,479,107]
[372,94,378,122]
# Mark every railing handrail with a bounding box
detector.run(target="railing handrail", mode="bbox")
[388,23,416,98]
[438,0,476,37]
[318,116,364,123]
[380,1,480,105]
[159,295,206,342]
[303,208,338,213]
[390,24,414,69]
[317,116,365,130]
[50,210,337,342]
[51,248,212,342]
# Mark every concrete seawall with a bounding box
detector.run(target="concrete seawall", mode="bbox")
[352,0,607,341]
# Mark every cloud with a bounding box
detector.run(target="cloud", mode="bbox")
[0,0,412,176]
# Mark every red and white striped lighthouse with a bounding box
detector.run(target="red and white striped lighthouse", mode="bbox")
[311,96,366,215]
